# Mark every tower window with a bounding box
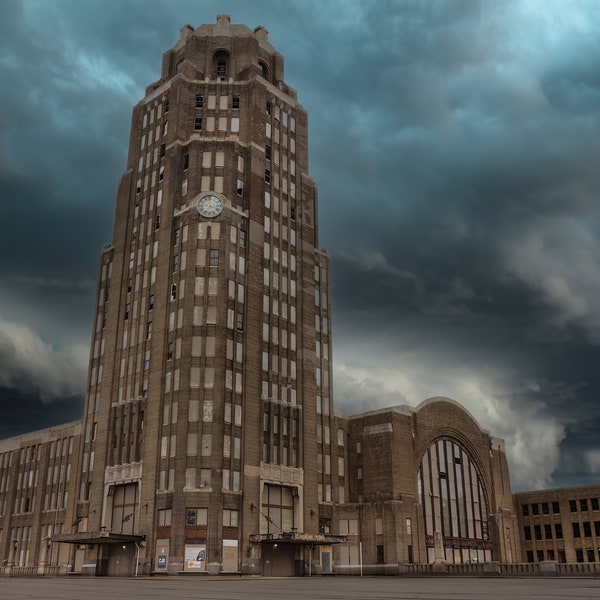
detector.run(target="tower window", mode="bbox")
[194,117,203,130]
[290,205,296,221]
[155,214,160,230]
[232,95,240,109]
[209,249,219,266]
[149,295,154,310]
[265,169,271,183]
[160,143,166,158]
[217,60,227,78]
[266,101,272,116]
[167,343,173,360]
[170,284,177,300]
[260,61,270,81]
[183,154,189,170]
[196,94,203,108]
[164,99,169,113]
[265,145,271,159]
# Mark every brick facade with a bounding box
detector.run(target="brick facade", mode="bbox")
[514,485,600,564]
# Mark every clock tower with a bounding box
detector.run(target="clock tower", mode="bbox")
[72,15,343,576]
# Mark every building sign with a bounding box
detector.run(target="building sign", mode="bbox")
[185,545,206,570]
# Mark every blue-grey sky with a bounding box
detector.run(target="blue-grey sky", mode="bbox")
[1,0,600,491]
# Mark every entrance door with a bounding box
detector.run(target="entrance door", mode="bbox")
[73,547,85,573]
[321,549,331,574]
[222,540,238,572]
[107,544,135,576]
[262,544,295,576]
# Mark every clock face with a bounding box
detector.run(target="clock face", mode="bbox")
[196,193,224,218]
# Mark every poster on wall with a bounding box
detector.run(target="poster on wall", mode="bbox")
[185,545,206,570]
[156,542,169,570]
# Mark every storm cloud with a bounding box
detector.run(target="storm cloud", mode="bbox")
[1,0,600,490]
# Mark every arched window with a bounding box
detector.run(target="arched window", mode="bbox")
[259,61,270,82]
[418,438,491,564]
[213,50,230,80]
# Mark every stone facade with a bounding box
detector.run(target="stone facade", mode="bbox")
[334,398,519,573]
[0,422,81,573]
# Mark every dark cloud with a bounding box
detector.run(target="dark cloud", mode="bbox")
[1,0,600,490]
[0,386,82,439]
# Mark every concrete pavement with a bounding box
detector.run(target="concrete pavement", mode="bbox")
[1,576,600,599]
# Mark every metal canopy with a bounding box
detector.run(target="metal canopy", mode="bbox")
[52,531,145,545]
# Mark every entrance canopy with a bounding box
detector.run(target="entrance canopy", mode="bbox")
[52,531,145,545]
[249,531,346,546]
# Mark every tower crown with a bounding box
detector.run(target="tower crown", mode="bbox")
[148,15,286,97]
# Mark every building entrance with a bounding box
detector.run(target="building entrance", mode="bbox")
[262,544,295,576]
[106,543,135,576]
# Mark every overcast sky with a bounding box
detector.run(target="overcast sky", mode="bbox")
[1,0,600,492]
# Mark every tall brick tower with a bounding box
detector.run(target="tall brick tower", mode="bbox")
[69,15,343,576]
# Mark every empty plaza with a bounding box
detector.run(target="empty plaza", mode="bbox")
[1,577,600,600]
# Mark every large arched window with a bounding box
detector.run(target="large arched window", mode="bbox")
[418,438,491,564]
